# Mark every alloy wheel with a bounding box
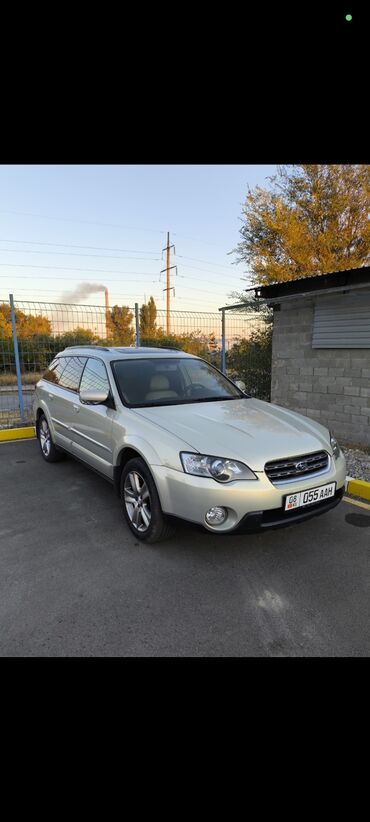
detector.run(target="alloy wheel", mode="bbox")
[39,418,51,457]
[123,471,152,532]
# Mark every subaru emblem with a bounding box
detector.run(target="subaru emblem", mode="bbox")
[296,461,307,471]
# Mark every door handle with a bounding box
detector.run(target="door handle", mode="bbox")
[72,404,80,413]
[48,393,54,400]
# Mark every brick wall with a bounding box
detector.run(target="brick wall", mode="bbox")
[271,291,370,448]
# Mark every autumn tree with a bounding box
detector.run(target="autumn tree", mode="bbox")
[232,164,370,287]
[0,303,51,338]
[140,296,157,338]
[0,304,12,338]
[108,305,135,345]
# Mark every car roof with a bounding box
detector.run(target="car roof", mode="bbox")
[57,346,198,361]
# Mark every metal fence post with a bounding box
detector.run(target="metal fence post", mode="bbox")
[221,308,226,373]
[135,303,140,347]
[9,293,25,422]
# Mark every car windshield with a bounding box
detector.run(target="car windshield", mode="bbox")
[111,357,245,407]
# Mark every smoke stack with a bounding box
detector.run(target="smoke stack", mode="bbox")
[105,287,110,339]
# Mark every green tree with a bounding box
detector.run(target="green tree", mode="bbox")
[56,328,96,348]
[108,305,135,346]
[140,331,213,360]
[232,164,370,286]
[140,296,157,337]
[227,325,272,401]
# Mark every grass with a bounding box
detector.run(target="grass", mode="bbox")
[0,408,33,429]
[0,372,42,386]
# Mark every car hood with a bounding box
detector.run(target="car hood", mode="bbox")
[135,398,332,471]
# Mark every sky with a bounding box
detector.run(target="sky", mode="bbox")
[0,165,277,314]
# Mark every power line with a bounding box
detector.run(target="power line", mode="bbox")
[1,290,228,308]
[0,238,159,254]
[176,273,243,287]
[0,263,160,275]
[0,240,239,273]
[0,273,242,291]
[0,275,160,283]
[0,262,243,287]
[177,254,235,269]
[0,247,160,262]
[1,280,231,298]
[0,256,243,284]
[0,210,232,250]
[3,292,230,306]
[0,209,166,233]
[172,232,230,249]
[0,239,241,276]
[176,261,239,276]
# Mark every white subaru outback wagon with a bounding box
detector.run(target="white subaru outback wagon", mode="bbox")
[34,345,346,543]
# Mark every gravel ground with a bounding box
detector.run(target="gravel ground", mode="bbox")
[342,447,370,482]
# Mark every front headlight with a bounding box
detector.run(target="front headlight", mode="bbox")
[329,432,341,459]
[180,452,257,482]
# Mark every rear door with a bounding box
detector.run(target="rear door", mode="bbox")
[69,356,114,478]
[42,356,87,451]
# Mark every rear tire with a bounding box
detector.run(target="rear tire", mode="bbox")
[37,413,64,462]
[120,457,175,544]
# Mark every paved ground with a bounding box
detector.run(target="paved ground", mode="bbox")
[1,439,369,657]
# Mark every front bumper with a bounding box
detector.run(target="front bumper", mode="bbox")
[153,451,347,533]
[234,486,344,533]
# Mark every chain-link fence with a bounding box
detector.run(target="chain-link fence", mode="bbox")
[0,296,272,429]
[219,304,273,402]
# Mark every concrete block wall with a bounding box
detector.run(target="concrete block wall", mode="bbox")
[270,292,370,448]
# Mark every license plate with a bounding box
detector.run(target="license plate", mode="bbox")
[284,482,336,511]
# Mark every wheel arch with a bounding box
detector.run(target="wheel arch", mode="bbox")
[35,405,51,434]
[113,446,155,496]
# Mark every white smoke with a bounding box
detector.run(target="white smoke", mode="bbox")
[60,282,107,304]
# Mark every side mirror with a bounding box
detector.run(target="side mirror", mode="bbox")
[234,380,246,392]
[79,389,110,404]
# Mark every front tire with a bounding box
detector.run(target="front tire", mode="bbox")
[37,413,64,462]
[120,457,175,544]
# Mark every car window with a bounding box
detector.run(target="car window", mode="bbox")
[80,357,110,394]
[58,357,87,392]
[43,357,66,385]
[182,359,224,390]
[111,357,243,407]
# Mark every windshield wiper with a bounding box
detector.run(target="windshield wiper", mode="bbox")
[180,396,242,404]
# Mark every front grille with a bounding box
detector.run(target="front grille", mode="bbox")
[265,450,329,485]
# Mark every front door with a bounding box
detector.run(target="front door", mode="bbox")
[69,356,114,478]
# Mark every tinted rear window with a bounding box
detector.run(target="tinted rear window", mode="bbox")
[43,356,86,391]
[43,358,65,385]
[58,357,87,391]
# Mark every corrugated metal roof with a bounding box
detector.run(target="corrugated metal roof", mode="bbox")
[251,265,370,300]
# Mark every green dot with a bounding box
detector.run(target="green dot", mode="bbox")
[345,14,352,21]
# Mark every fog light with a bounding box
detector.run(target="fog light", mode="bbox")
[205,506,227,526]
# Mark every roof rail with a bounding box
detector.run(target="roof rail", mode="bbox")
[63,345,110,352]
[113,346,184,353]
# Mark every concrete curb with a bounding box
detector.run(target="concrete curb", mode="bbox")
[345,475,370,502]
[0,426,36,442]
